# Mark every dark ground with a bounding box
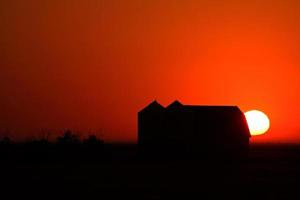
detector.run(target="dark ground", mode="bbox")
[1,143,300,199]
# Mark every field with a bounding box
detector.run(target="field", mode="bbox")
[1,143,300,199]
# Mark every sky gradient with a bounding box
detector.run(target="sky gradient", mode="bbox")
[1,0,300,143]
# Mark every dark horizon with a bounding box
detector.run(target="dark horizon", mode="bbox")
[1,0,300,143]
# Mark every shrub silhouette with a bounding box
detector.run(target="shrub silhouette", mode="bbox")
[56,130,80,145]
[0,130,107,162]
[83,135,104,146]
[0,136,11,145]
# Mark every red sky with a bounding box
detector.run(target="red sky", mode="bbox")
[0,0,299,143]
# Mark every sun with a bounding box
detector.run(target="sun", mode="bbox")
[244,110,270,136]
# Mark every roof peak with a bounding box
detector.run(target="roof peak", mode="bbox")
[139,100,164,113]
[166,100,183,109]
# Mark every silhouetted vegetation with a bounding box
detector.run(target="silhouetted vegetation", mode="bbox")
[56,130,81,145]
[0,136,11,145]
[0,130,106,163]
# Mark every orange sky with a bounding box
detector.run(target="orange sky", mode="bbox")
[0,0,299,143]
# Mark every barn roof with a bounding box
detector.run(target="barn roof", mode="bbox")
[139,101,250,137]
[166,100,183,110]
[184,105,241,112]
[139,100,164,113]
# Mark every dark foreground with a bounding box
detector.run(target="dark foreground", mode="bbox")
[1,143,300,199]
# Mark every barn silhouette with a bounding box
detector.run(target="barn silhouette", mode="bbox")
[138,100,251,158]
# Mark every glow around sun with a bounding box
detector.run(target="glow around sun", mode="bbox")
[244,110,270,136]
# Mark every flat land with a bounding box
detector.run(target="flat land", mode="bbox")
[1,143,300,199]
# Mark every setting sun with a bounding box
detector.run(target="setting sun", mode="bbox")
[244,110,270,136]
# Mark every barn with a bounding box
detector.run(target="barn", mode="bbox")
[138,100,251,158]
